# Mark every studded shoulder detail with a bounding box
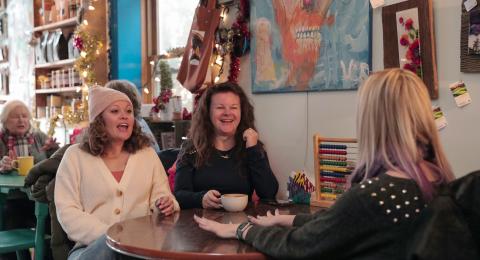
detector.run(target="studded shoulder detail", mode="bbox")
[359,175,427,223]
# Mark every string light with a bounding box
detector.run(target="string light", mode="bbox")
[150,60,155,65]
[80,51,87,58]
[82,71,88,78]
[143,88,150,94]
[83,19,89,26]
[88,5,95,11]
[154,77,160,82]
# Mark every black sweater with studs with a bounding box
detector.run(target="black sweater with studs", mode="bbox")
[174,144,279,209]
[245,174,429,259]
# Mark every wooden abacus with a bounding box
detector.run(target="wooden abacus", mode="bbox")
[311,134,358,208]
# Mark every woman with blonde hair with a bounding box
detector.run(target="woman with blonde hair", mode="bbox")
[193,68,455,259]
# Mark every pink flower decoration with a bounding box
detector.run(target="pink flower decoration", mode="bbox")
[73,35,83,51]
[403,63,415,72]
[400,34,409,46]
[399,17,404,24]
[405,18,414,30]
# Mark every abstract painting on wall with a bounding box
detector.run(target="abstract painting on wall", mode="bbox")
[250,0,372,93]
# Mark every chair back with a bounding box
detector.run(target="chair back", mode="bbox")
[406,171,480,259]
[34,202,49,260]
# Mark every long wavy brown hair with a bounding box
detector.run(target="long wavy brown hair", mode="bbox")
[81,114,151,156]
[183,82,262,168]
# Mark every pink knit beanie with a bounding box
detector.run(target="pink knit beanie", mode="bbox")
[88,86,132,123]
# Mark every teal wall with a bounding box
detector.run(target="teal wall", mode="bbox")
[109,0,142,92]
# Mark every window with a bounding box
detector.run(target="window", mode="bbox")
[155,0,198,111]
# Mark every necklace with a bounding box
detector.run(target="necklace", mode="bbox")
[217,150,231,159]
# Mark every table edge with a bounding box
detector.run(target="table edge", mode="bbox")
[106,233,267,260]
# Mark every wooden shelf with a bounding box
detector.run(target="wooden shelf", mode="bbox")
[35,59,76,69]
[35,87,81,94]
[33,17,77,32]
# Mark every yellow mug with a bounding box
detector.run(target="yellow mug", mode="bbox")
[12,156,34,176]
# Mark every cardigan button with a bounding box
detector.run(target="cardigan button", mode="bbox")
[114,208,121,215]
[116,190,123,196]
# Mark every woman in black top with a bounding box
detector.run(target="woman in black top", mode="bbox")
[194,69,456,259]
[174,82,278,209]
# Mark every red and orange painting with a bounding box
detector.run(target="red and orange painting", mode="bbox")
[251,0,372,93]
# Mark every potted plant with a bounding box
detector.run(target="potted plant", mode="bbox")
[151,60,174,120]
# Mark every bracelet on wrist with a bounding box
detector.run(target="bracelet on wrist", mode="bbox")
[236,221,251,241]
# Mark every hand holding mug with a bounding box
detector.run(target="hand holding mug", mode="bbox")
[0,156,13,172]
[202,190,222,209]
[242,128,258,148]
[156,196,174,216]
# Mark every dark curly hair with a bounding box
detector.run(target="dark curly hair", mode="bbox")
[80,111,151,156]
[184,82,261,168]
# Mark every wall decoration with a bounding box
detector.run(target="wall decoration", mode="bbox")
[250,0,372,93]
[396,9,422,78]
[461,1,480,72]
[449,81,472,107]
[382,0,438,99]
[433,106,447,131]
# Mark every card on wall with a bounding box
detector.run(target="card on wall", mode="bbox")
[449,81,472,107]
[433,106,447,130]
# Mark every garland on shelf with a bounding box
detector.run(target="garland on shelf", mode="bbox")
[73,24,103,86]
[228,0,249,83]
[214,0,250,84]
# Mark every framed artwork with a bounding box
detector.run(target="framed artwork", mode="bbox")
[460,1,480,72]
[382,0,438,99]
[250,0,372,93]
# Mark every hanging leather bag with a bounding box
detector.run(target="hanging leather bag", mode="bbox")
[177,0,221,93]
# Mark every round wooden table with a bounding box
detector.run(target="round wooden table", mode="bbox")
[106,202,320,259]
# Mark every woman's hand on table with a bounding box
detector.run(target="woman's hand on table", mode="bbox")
[156,196,175,216]
[248,209,295,227]
[194,214,238,239]
[202,190,222,209]
[242,128,258,148]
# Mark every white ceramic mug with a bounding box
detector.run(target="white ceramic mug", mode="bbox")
[221,194,248,212]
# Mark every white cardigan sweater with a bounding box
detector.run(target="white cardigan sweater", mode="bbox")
[54,144,179,246]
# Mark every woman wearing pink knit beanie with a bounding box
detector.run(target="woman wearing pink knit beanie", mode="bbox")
[55,86,179,259]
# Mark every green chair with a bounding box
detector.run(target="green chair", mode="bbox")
[0,202,49,260]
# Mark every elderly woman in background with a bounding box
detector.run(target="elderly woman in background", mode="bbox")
[0,99,58,259]
[0,100,58,172]
[55,87,179,259]
[174,82,278,209]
